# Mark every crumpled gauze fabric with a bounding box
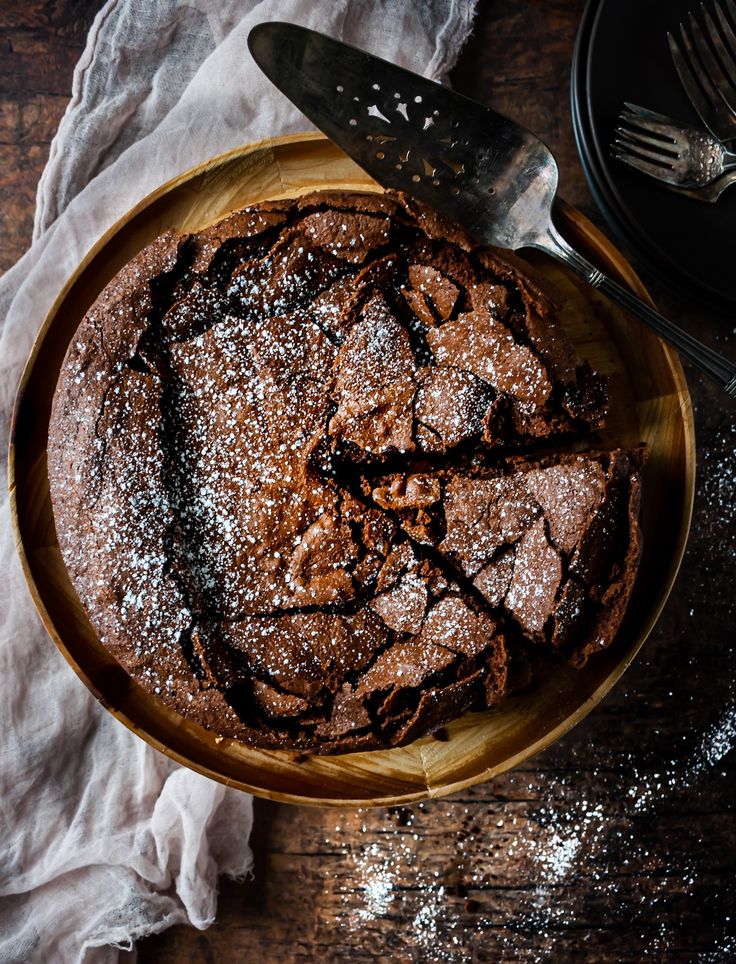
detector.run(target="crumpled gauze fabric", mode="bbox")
[0,0,477,960]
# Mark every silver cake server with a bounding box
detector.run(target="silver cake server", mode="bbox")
[249,22,736,396]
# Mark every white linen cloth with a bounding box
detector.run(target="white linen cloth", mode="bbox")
[0,1,477,960]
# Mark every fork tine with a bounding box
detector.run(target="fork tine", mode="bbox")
[691,7,736,108]
[613,136,676,167]
[613,148,678,183]
[669,29,721,130]
[712,2,736,87]
[619,108,680,142]
[684,12,723,107]
[623,102,682,127]
[615,123,679,155]
[727,0,736,29]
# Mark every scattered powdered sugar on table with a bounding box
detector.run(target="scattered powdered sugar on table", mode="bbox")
[691,700,736,776]
[353,842,396,920]
[411,885,446,950]
[325,728,731,961]
[324,670,734,958]
[700,422,736,532]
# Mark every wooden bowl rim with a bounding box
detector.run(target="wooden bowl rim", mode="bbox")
[9,132,696,807]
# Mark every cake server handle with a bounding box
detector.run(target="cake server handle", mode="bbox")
[532,225,736,397]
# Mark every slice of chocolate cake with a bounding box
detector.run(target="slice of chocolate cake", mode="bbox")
[369,448,646,667]
[47,189,642,755]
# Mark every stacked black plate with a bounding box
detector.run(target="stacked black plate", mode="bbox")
[572,0,736,311]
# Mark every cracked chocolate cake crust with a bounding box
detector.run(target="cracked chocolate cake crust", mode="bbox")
[48,190,642,754]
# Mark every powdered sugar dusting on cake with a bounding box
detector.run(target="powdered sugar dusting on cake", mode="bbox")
[46,191,623,753]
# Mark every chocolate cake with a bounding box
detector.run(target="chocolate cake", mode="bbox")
[47,189,644,754]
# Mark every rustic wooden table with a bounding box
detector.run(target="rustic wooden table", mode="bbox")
[2,1,734,960]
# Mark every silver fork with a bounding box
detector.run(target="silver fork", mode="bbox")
[668,0,736,142]
[612,103,736,200]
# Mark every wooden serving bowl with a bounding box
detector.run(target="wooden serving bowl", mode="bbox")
[9,134,695,807]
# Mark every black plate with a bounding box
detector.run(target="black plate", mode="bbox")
[572,0,736,312]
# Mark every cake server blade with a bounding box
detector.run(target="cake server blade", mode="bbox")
[248,22,736,395]
[249,21,555,250]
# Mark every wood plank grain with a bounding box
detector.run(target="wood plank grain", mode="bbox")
[0,0,95,272]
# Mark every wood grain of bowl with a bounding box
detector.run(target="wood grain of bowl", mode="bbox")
[9,133,695,806]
